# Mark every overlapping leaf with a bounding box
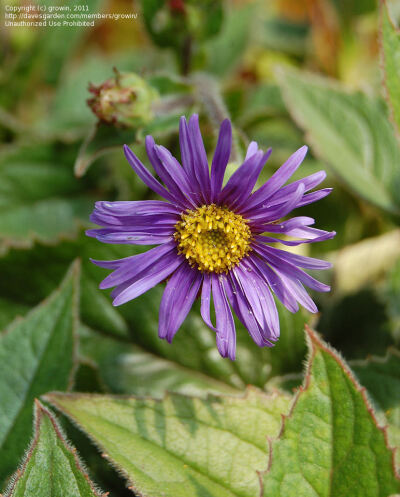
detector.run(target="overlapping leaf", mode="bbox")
[262,327,400,497]
[0,261,79,486]
[5,401,104,497]
[276,66,400,214]
[45,388,291,497]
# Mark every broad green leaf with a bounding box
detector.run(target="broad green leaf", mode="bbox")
[0,145,92,255]
[4,401,104,497]
[381,1,400,134]
[0,261,79,486]
[45,388,291,497]
[262,327,400,497]
[351,349,400,466]
[276,66,400,214]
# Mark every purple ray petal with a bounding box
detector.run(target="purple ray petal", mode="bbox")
[90,211,178,228]
[211,273,236,360]
[92,231,174,245]
[145,136,196,208]
[240,258,280,339]
[241,145,308,214]
[179,116,204,201]
[225,274,266,347]
[275,270,319,313]
[245,141,258,160]
[296,188,332,208]
[218,150,269,207]
[226,271,276,347]
[123,145,187,209]
[188,114,212,203]
[98,242,177,289]
[210,119,232,201]
[254,232,335,247]
[159,264,203,343]
[200,272,217,331]
[253,243,332,270]
[179,117,196,177]
[249,182,305,225]
[249,255,299,313]
[253,242,330,292]
[112,252,184,306]
[258,170,327,210]
[254,216,315,234]
[95,200,181,216]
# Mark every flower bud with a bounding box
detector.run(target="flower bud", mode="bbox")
[87,70,158,128]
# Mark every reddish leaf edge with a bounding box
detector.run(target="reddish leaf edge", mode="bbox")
[43,386,291,497]
[257,325,400,497]
[4,400,107,497]
[0,258,81,392]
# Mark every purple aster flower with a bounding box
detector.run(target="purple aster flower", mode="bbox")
[87,114,335,360]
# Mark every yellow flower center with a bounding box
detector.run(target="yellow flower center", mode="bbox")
[174,204,252,273]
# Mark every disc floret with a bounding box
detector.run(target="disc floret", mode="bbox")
[174,204,252,273]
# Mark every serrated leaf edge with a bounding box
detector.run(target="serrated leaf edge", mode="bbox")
[258,325,400,497]
[44,386,291,497]
[0,260,81,468]
[0,259,80,392]
[4,400,107,497]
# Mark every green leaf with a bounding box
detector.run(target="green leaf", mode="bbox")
[380,1,400,134]
[4,401,104,497]
[0,145,92,255]
[262,327,400,497]
[351,349,400,467]
[276,66,400,214]
[45,388,291,497]
[0,261,79,486]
